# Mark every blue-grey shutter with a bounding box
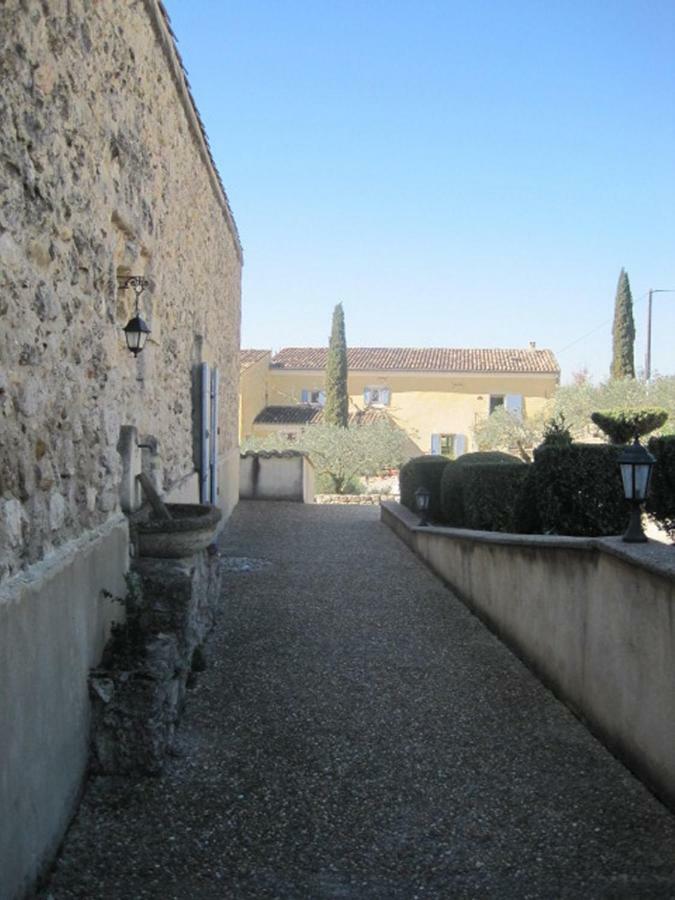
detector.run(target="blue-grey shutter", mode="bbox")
[453,434,467,457]
[319,391,326,406]
[209,367,219,504]
[430,434,441,455]
[505,394,523,419]
[199,363,210,503]
[381,388,391,405]
[301,389,309,403]
[364,388,372,405]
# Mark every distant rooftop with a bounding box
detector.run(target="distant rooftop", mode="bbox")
[254,406,393,426]
[269,347,560,375]
[240,349,270,372]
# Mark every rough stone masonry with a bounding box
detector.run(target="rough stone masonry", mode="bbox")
[0,0,242,579]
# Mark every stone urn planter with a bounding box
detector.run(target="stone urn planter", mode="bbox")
[135,503,222,558]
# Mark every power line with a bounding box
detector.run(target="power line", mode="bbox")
[555,291,649,356]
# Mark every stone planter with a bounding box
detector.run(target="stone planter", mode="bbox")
[136,503,222,558]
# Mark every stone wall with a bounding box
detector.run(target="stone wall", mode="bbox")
[0,3,241,897]
[0,0,242,580]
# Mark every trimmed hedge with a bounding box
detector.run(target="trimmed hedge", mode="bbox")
[399,455,451,521]
[440,451,524,528]
[530,443,627,536]
[646,435,675,539]
[461,464,531,532]
[513,465,542,534]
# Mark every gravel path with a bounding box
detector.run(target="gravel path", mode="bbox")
[45,501,675,899]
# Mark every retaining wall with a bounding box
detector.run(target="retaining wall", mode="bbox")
[240,452,315,503]
[381,500,675,810]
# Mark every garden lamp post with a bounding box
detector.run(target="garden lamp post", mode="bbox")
[118,276,151,356]
[415,486,431,527]
[618,439,655,543]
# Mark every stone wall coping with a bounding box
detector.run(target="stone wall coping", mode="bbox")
[144,0,243,263]
[381,500,675,584]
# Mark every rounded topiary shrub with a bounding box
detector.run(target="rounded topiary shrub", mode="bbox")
[441,451,523,527]
[591,408,668,445]
[399,455,451,522]
[531,443,627,536]
[461,463,530,532]
[646,435,675,540]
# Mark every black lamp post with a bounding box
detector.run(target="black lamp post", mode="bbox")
[118,276,151,356]
[415,486,431,527]
[618,439,655,543]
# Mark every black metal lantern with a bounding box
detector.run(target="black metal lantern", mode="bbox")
[415,485,431,527]
[618,438,655,543]
[118,276,151,356]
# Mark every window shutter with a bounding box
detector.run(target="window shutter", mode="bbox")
[301,389,309,403]
[319,391,326,406]
[453,434,467,457]
[381,388,391,406]
[430,434,441,455]
[505,394,523,419]
[364,388,372,405]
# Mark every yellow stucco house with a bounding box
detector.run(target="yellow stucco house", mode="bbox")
[240,345,560,457]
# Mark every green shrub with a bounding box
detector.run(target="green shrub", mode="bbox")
[513,466,542,534]
[399,455,451,521]
[461,464,531,532]
[531,443,627,536]
[590,407,668,444]
[455,451,523,466]
[646,435,675,539]
[440,451,523,528]
[540,413,572,448]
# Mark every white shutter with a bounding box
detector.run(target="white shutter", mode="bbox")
[364,388,372,406]
[381,388,391,405]
[430,434,441,455]
[453,434,467,457]
[505,394,523,419]
[301,389,309,403]
[319,391,326,406]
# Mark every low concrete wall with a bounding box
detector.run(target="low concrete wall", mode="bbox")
[382,500,675,810]
[240,452,314,502]
[0,516,129,900]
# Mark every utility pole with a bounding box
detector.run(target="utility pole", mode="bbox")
[645,289,675,381]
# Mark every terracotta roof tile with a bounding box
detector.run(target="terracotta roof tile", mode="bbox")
[271,347,560,375]
[240,349,270,372]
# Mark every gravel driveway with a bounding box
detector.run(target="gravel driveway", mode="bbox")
[44,501,675,899]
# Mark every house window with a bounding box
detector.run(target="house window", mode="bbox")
[489,395,504,414]
[489,394,523,418]
[440,434,455,457]
[431,433,467,458]
[301,389,325,406]
[364,386,390,406]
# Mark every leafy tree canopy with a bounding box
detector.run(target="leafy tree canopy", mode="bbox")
[242,421,408,493]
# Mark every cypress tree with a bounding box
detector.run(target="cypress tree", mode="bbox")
[610,268,636,379]
[324,303,349,426]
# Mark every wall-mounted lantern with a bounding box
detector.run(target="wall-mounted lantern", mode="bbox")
[117,275,151,356]
[618,439,655,543]
[415,485,431,527]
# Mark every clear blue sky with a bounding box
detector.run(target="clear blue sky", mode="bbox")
[164,0,675,383]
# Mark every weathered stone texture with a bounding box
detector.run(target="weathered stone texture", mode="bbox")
[0,0,242,578]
